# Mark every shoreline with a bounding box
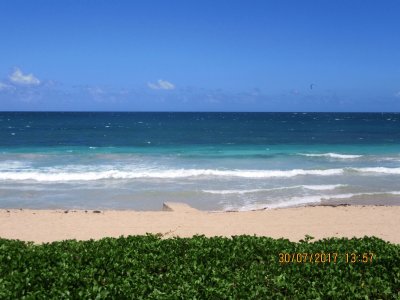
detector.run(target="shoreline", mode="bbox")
[1,202,399,244]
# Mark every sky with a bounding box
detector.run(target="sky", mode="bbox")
[0,0,399,112]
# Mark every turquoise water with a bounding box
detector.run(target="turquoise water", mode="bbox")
[1,112,400,210]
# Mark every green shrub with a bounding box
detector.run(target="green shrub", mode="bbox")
[0,235,399,299]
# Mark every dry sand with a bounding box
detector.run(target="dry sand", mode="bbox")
[0,202,399,244]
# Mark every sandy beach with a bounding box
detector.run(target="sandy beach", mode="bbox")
[0,202,399,244]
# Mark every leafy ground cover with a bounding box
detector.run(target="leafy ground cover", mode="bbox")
[0,235,399,299]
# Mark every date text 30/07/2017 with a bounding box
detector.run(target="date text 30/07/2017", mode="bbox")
[278,253,374,264]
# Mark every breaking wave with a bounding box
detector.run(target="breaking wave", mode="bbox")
[1,166,400,182]
[299,153,363,159]
[203,184,346,194]
[0,168,344,181]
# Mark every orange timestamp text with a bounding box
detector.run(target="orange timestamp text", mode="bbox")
[278,252,374,264]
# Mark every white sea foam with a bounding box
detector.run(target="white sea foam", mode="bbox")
[301,184,347,190]
[203,184,346,194]
[353,167,400,174]
[0,168,345,182]
[204,189,273,195]
[299,153,363,159]
[2,166,400,182]
[230,191,400,211]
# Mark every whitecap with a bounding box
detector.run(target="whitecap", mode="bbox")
[302,184,347,190]
[0,168,344,182]
[203,184,346,194]
[352,167,400,175]
[203,189,271,195]
[299,153,362,159]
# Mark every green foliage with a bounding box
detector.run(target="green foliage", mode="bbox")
[0,235,399,299]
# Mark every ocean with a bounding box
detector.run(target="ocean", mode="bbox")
[1,112,400,211]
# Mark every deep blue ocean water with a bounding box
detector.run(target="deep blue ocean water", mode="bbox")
[1,112,400,210]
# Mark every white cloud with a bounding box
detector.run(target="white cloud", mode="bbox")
[87,86,105,96]
[0,82,15,91]
[395,91,400,98]
[9,68,40,86]
[147,79,175,90]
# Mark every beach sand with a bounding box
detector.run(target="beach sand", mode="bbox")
[0,202,399,244]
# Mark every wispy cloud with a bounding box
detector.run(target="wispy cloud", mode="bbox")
[9,68,40,86]
[0,82,15,92]
[395,91,400,98]
[147,79,175,90]
[87,86,105,96]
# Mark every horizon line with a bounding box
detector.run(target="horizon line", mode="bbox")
[0,110,399,114]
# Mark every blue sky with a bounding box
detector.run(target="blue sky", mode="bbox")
[0,0,399,111]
